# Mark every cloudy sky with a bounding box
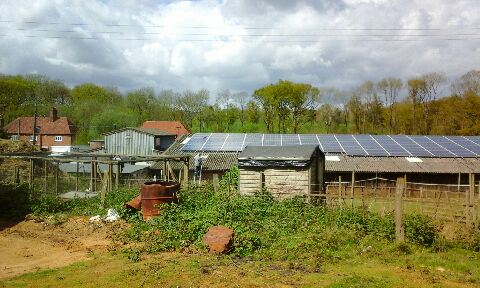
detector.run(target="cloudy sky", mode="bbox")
[0,0,478,95]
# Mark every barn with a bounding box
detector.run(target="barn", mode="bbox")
[238,145,325,200]
[156,133,480,192]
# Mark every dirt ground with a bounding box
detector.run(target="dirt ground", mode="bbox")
[0,216,124,279]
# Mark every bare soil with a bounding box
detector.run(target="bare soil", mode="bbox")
[0,216,125,279]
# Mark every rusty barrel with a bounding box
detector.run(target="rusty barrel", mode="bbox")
[140,181,180,220]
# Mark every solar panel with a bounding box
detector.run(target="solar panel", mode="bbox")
[299,134,320,145]
[180,133,480,158]
[427,136,475,157]
[221,133,246,151]
[466,136,480,147]
[390,135,432,157]
[243,134,263,148]
[354,135,389,156]
[181,133,211,151]
[202,133,228,151]
[281,134,301,146]
[335,134,367,156]
[448,136,480,156]
[317,134,343,153]
[410,136,455,157]
[263,134,281,146]
[372,135,410,156]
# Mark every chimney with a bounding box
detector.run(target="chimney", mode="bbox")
[50,107,58,122]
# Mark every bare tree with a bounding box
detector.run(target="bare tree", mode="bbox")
[232,91,249,127]
[377,78,402,132]
[451,70,480,96]
[176,89,209,130]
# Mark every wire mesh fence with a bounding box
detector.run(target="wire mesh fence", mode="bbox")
[1,155,479,226]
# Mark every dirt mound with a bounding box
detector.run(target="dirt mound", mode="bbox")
[0,216,126,279]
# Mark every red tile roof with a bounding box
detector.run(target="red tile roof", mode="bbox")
[140,121,190,136]
[4,116,75,135]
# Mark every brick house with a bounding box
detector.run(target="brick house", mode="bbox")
[4,108,76,150]
[140,121,190,138]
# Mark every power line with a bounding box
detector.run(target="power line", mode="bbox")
[6,27,480,37]
[1,34,479,42]
[1,19,479,31]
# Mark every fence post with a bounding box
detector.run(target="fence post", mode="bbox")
[29,158,34,191]
[338,175,342,207]
[420,186,424,213]
[351,170,355,208]
[395,177,405,242]
[213,173,219,192]
[467,173,476,226]
[14,166,20,184]
[44,160,48,193]
[75,159,79,192]
[182,160,189,188]
[115,162,120,189]
[55,161,59,195]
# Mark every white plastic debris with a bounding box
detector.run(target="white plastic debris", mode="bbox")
[89,215,101,222]
[104,208,120,222]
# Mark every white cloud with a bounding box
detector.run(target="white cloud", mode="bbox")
[0,0,478,95]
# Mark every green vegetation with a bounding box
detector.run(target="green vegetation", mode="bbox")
[1,70,479,142]
[1,174,480,287]
[2,245,480,287]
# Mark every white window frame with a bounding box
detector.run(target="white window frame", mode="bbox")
[11,135,19,141]
[29,135,38,142]
[54,136,63,142]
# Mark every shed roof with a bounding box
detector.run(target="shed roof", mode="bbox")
[141,121,190,136]
[325,156,480,174]
[238,145,322,161]
[103,127,175,136]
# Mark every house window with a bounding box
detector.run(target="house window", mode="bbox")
[11,135,19,141]
[54,136,63,142]
[29,135,38,142]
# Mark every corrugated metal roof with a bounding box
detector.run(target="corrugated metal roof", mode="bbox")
[157,135,480,174]
[325,155,480,174]
[239,145,321,160]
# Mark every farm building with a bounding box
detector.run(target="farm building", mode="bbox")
[3,108,76,151]
[155,133,480,192]
[238,145,325,199]
[104,127,176,156]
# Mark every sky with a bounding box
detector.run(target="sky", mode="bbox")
[0,0,479,96]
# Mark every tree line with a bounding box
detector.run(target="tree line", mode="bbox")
[0,70,479,143]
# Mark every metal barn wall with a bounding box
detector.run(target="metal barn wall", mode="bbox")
[105,129,159,156]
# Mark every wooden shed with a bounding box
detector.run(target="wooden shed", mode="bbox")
[238,145,325,200]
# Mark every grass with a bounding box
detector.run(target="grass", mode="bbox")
[2,248,479,288]
[2,169,480,287]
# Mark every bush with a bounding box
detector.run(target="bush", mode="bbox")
[132,183,400,261]
[0,182,31,217]
[404,214,439,247]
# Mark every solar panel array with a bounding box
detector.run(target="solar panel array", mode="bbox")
[181,133,480,158]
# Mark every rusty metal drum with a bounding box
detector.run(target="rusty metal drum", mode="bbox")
[140,181,180,220]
